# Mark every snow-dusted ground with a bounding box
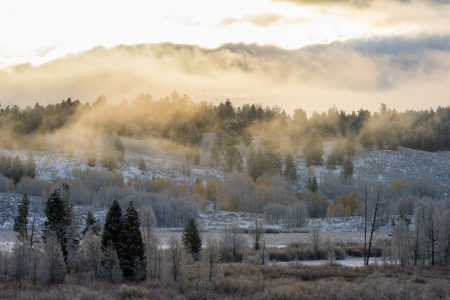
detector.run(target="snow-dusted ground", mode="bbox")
[269,257,386,267]
[302,145,450,192]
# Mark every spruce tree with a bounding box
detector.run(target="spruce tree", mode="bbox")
[43,190,70,261]
[101,199,123,252]
[343,158,354,180]
[284,154,297,183]
[210,142,220,166]
[182,217,202,260]
[235,151,244,172]
[13,193,30,240]
[82,210,100,235]
[25,152,36,178]
[193,147,201,165]
[114,137,125,162]
[86,139,96,167]
[138,158,146,171]
[304,129,324,166]
[308,176,318,194]
[117,201,146,280]
[11,156,24,184]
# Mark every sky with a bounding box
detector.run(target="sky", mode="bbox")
[1,0,450,114]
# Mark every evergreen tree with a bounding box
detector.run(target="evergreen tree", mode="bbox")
[25,152,36,178]
[11,156,24,184]
[308,176,318,194]
[266,150,283,175]
[284,154,297,183]
[117,201,146,280]
[193,147,201,165]
[82,210,100,236]
[210,142,220,166]
[345,135,356,158]
[182,217,202,260]
[235,151,244,172]
[101,199,123,252]
[13,193,30,240]
[114,137,125,161]
[224,145,239,172]
[247,146,257,180]
[342,158,354,180]
[86,139,96,167]
[138,158,147,171]
[43,190,70,261]
[304,129,324,166]
[326,152,337,170]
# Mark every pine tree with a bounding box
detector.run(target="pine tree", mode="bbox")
[342,158,354,180]
[25,152,36,178]
[13,193,30,241]
[345,135,356,158]
[235,151,244,172]
[82,210,100,235]
[138,158,146,171]
[86,139,96,167]
[114,137,125,161]
[11,156,24,184]
[224,145,238,172]
[101,199,123,252]
[43,190,70,262]
[284,154,297,183]
[210,141,220,166]
[117,201,146,280]
[181,217,202,260]
[308,176,318,194]
[304,129,324,166]
[193,147,201,165]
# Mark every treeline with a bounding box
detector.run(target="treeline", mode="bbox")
[0,153,36,184]
[1,92,450,153]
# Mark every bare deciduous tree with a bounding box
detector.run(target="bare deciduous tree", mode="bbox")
[248,218,264,251]
[40,232,66,285]
[166,235,185,281]
[99,243,122,283]
[309,226,322,253]
[203,237,221,282]
[80,230,102,278]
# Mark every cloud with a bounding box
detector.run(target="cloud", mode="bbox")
[222,13,284,27]
[1,35,450,114]
[273,0,450,8]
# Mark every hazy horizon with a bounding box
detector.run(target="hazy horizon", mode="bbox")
[1,0,450,114]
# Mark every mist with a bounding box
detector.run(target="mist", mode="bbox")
[1,36,450,114]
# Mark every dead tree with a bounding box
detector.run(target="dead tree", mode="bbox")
[366,184,385,266]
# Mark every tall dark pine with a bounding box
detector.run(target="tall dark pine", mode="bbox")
[117,201,146,280]
[182,217,202,260]
[284,154,297,183]
[44,190,70,261]
[101,199,123,251]
[308,176,318,194]
[13,193,30,240]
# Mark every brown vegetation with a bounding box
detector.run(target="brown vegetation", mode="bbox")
[1,263,449,300]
